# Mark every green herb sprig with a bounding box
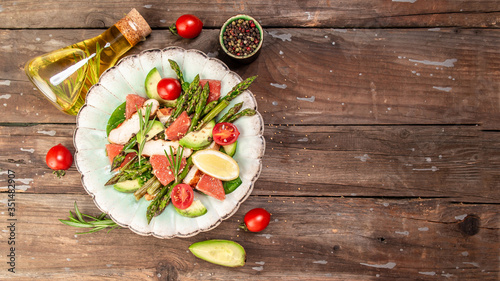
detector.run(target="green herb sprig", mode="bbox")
[59,202,120,234]
[165,145,184,183]
[125,103,155,166]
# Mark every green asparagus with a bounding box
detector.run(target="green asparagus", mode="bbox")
[105,155,138,185]
[110,136,137,171]
[217,102,243,123]
[226,108,257,123]
[220,75,257,103]
[195,100,230,131]
[187,82,210,133]
[146,156,193,224]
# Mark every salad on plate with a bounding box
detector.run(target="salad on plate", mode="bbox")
[104,59,257,224]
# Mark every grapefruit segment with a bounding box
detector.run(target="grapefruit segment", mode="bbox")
[165,111,191,141]
[196,174,225,201]
[125,94,147,119]
[150,154,187,186]
[199,79,221,103]
[105,143,136,171]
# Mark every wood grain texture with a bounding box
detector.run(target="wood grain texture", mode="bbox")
[1,124,499,203]
[1,1,499,280]
[0,194,497,280]
[0,0,499,29]
[1,28,500,127]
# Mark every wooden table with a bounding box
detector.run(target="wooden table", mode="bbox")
[1,1,499,280]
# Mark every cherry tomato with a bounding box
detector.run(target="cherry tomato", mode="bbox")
[243,208,271,232]
[174,14,203,39]
[157,78,182,100]
[212,122,240,145]
[171,183,194,210]
[46,144,73,177]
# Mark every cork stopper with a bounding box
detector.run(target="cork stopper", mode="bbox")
[116,9,152,46]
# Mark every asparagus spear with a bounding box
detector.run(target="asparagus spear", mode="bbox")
[146,178,163,196]
[105,155,138,186]
[193,76,257,130]
[216,102,243,123]
[226,108,257,123]
[186,85,202,115]
[202,100,218,116]
[134,176,161,201]
[187,82,210,134]
[146,156,193,223]
[220,75,257,103]
[165,74,200,127]
[195,100,229,131]
[168,59,189,91]
[186,74,200,100]
[110,136,137,171]
[116,162,152,183]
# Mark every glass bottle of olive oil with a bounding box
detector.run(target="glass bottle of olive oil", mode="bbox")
[24,9,152,115]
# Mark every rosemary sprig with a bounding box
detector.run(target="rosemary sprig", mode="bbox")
[165,145,184,183]
[59,202,120,234]
[135,103,156,166]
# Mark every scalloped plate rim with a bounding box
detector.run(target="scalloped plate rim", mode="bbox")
[73,47,264,239]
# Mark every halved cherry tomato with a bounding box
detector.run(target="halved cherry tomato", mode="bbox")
[212,122,240,145]
[171,183,194,210]
[157,78,182,100]
[46,144,73,177]
[242,208,271,232]
[172,14,203,39]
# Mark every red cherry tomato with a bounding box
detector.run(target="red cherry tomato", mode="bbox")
[157,78,182,100]
[46,144,73,177]
[243,208,271,232]
[212,122,240,145]
[174,14,203,39]
[171,184,194,210]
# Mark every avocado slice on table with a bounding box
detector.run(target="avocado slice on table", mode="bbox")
[189,239,246,267]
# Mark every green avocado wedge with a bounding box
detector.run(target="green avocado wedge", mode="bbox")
[189,240,246,267]
[136,120,164,144]
[114,178,143,193]
[174,200,207,218]
[106,101,126,136]
[221,141,237,157]
[145,67,163,101]
[145,67,178,107]
[179,120,216,150]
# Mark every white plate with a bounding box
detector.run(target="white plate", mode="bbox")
[74,47,265,238]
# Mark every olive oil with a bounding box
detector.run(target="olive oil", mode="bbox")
[24,9,151,115]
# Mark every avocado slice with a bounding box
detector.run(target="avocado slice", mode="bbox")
[221,141,237,157]
[189,240,246,267]
[137,120,165,144]
[145,68,177,107]
[145,68,162,101]
[179,120,216,150]
[114,178,143,193]
[175,200,207,218]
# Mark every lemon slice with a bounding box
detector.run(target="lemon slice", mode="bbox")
[192,149,239,181]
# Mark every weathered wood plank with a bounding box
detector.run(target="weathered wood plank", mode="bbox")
[0,0,499,29]
[0,194,497,280]
[1,124,499,203]
[1,28,499,126]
